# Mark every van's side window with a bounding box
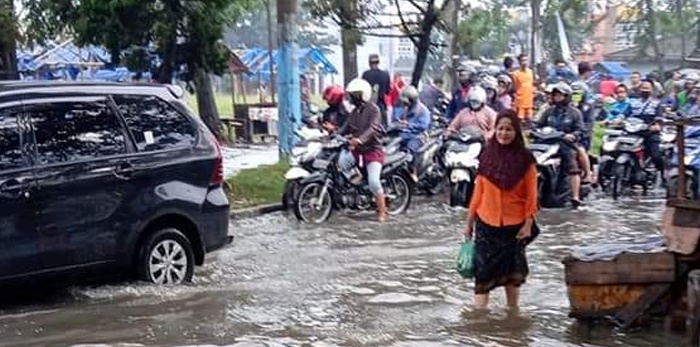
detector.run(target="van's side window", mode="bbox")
[112,95,196,152]
[0,106,26,171]
[26,99,128,165]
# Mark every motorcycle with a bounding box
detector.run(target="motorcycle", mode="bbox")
[667,123,700,199]
[384,124,447,195]
[282,103,327,209]
[528,127,591,207]
[443,128,483,207]
[293,135,413,223]
[597,117,656,199]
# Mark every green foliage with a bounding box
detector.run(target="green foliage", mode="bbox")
[21,0,261,81]
[458,4,511,58]
[226,0,338,52]
[540,0,593,61]
[225,161,290,209]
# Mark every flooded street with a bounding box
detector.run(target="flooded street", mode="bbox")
[0,195,686,347]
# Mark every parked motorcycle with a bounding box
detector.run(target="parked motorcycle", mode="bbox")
[282,126,327,209]
[528,127,591,207]
[293,135,413,223]
[597,117,656,199]
[443,128,483,207]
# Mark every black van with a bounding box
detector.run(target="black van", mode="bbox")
[0,81,231,286]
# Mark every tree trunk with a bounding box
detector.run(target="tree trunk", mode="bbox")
[194,68,223,140]
[447,0,461,90]
[411,33,432,87]
[0,0,18,80]
[644,0,664,75]
[157,35,177,84]
[530,0,541,63]
[340,0,360,84]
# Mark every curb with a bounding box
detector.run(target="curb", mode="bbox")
[230,203,285,219]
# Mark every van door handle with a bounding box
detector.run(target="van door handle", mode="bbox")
[113,162,135,180]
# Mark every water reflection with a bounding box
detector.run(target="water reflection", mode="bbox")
[0,195,688,347]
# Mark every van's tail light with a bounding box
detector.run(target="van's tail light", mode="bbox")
[211,138,224,185]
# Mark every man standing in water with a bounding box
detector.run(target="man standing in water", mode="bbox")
[362,54,391,126]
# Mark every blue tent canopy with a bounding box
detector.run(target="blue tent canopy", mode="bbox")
[595,61,631,81]
[238,47,337,82]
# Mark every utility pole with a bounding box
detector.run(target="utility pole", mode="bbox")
[266,0,277,102]
[277,0,300,157]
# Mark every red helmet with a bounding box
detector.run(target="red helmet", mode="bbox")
[323,85,345,106]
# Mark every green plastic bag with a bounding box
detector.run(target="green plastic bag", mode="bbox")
[456,241,475,279]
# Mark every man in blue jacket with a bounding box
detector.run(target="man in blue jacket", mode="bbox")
[446,64,477,121]
[393,85,432,182]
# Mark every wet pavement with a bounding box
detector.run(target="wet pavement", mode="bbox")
[0,194,687,347]
[222,145,279,178]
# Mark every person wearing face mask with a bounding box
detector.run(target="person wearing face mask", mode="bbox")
[446,63,477,121]
[496,75,514,111]
[602,84,632,123]
[536,83,586,206]
[338,78,388,222]
[629,79,665,186]
[446,86,498,139]
[392,85,431,182]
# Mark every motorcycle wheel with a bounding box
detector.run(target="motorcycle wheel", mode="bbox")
[293,182,333,223]
[282,180,300,209]
[449,181,473,208]
[611,164,627,200]
[385,173,412,215]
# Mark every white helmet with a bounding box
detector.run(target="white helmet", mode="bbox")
[346,78,373,102]
[480,75,498,92]
[551,82,573,95]
[497,74,512,87]
[399,85,419,103]
[467,86,487,104]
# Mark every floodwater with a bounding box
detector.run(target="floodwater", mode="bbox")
[0,194,687,347]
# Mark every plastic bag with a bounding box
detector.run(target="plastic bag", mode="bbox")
[456,241,475,279]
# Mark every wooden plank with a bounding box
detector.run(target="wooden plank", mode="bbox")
[564,252,676,285]
[567,284,647,316]
[609,283,675,329]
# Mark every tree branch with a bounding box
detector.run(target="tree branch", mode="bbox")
[394,0,421,46]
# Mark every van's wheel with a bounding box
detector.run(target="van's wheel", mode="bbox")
[138,228,195,285]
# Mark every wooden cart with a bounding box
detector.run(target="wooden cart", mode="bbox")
[563,117,700,335]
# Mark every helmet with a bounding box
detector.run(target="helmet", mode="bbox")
[467,86,487,104]
[480,75,498,92]
[486,65,500,76]
[456,63,476,75]
[685,73,700,84]
[551,82,572,95]
[399,85,419,104]
[346,78,372,102]
[497,74,512,87]
[323,85,345,105]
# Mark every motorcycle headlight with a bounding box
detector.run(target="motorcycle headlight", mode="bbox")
[602,141,618,153]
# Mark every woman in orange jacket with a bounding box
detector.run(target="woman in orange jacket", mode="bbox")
[464,109,539,310]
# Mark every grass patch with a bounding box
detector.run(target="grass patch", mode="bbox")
[225,161,289,209]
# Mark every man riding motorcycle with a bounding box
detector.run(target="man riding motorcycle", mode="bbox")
[602,83,632,123]
[480,75,502,112]
[321,85,350,134]
[392,85,432,182]
[629,79,665,186]
[536,83,586,207]
[446,63,477,121]
[338,78,388,222]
